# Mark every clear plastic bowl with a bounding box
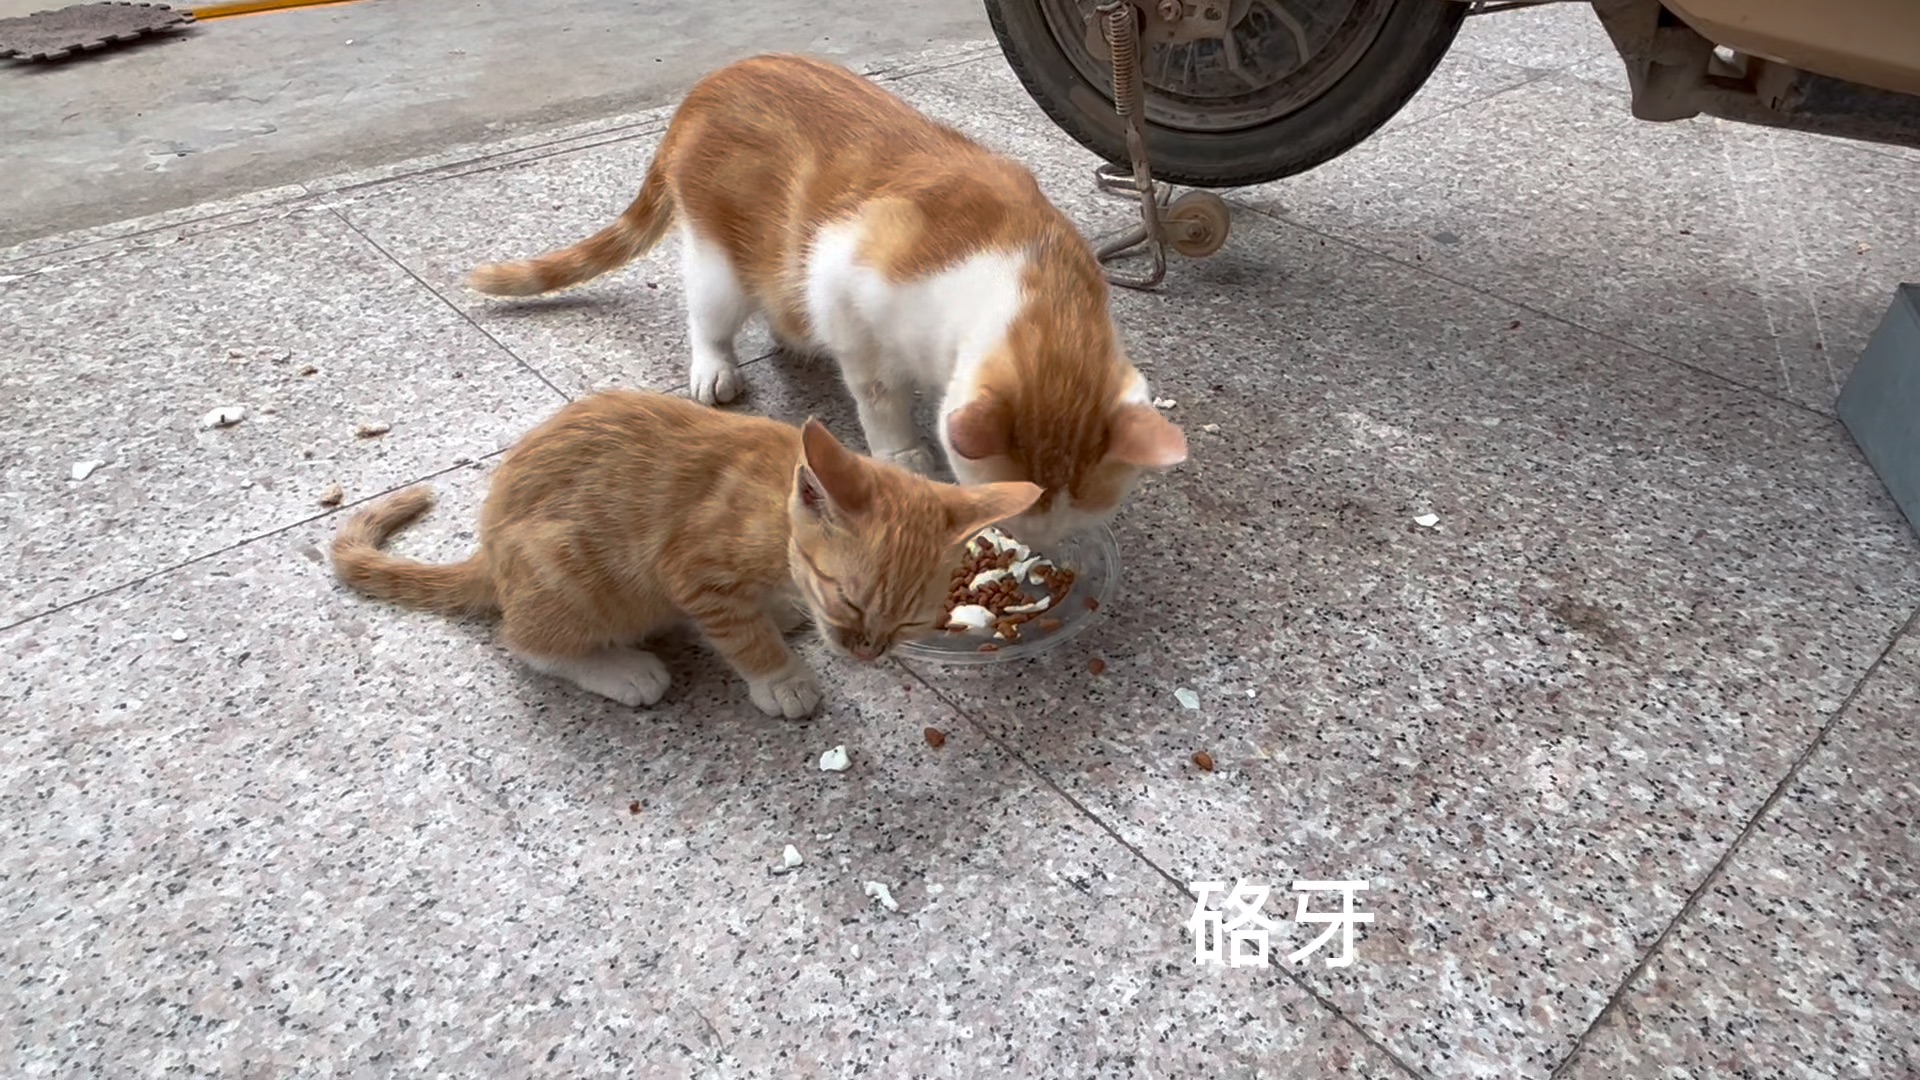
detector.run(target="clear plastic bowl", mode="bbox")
[894,522,1120,666]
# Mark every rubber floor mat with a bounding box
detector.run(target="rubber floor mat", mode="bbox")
[0,2,194,61]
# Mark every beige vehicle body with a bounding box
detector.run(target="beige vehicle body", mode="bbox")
[1596,0,1920,146]
[1668,0,1920,96]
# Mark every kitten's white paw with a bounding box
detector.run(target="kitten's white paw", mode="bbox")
[890,446,936,476]
[565,648,672,707]
[748,665,823,720]
[690,360,743,406]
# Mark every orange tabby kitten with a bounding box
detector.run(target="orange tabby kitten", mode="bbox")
[331,390,1040,718]
[466,53,1186,549]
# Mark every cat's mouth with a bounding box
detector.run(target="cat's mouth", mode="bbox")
[826,629,888,664]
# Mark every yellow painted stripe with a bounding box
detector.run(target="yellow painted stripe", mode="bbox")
[188,0,364,20]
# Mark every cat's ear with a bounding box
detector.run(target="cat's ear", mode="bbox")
[798,417,873,518]
[1105,402,1188,469]
[945,393,1012,461]
[948,480,1043,540]
[795,463,835,521]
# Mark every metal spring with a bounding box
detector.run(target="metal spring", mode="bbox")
[1102,2,1140,121]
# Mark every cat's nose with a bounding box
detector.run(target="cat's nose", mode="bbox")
[849,642,882,663]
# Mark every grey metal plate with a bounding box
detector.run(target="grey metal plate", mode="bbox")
[0,2,194,62]
[1838,284,1920,541]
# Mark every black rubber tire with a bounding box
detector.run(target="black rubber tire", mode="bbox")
[983,0,1468,188]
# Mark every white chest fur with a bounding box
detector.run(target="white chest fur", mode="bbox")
[803,222,1026,393]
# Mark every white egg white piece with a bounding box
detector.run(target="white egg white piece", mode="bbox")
[947,604,996,631]
[978,526,1029,560]
[1009,555,1046,583]
[1005,594,1052,615]
[863,881,900,912]
[968,567,1011,590]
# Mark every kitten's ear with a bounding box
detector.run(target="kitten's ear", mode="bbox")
[948,481,1043,540]
[945,393,1012,461]
[798,417,873,517]
[1106,402,1188,469]
[794,463,835,521]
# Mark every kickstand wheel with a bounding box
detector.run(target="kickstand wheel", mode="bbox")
[1164,191,1231,259]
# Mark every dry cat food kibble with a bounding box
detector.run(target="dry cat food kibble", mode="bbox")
[923,727,946,748]
[1191,751,1215,772]
[1087,658,1106,676]
[943,526,1077,644]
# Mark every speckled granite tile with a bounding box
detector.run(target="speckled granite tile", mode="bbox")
[1561,622,1920,1078]
[333,131,777,400]
[1251,73,1920,413]
[0,209,561,627]
[302,42,1000,199]
[0,502,723,1076]
[0,448,1411,1079]
[1564,51,1630,95]
[0,184,315,270]
[1383,49,1545,133]
[1450,3,1615,71]
[305,113,673,197]
[905,208,1920,1076]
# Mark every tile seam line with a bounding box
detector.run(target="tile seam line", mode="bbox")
[895,661,1434,1080]
[314,121,676,199]
[325,204,575,404]
[0,121,672,278]
[1,202,305,271]
[0,47,999,270]
[0,454,502,637]
[0,350,783,637]
[1235,199,1847,426]
[0,118,674,268]
[1375,57,1570,140]
[1547,600,1920,1077]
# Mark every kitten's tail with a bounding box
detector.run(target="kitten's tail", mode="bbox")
[464,158,676,297]
[330,487,497,616]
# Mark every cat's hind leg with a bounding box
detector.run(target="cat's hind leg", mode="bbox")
[682,229,753,406]
[495,563,675,707]
[517,647,672,707]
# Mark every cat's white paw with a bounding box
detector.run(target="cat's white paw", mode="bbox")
[748,665,823,720]
[690,360,743,406]
[558,648,671,707]
[889,446,936,476]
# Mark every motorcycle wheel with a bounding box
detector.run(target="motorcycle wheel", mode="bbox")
[984,0,1467,188]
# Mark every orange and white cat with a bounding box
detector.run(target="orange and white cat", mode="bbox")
[466,53,1186,549]
[331,390,1040,718]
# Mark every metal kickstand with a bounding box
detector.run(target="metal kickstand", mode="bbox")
[1092,0,1169,290]
[1090,1,1234,291]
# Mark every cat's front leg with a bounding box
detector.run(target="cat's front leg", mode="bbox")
[681,592,823,719]
[844,367,932,475]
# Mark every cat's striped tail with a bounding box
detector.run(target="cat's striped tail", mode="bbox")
[330,487,498,616]
[464,158,675,296]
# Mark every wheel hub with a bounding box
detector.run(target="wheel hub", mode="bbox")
[1047,0,1398,132]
